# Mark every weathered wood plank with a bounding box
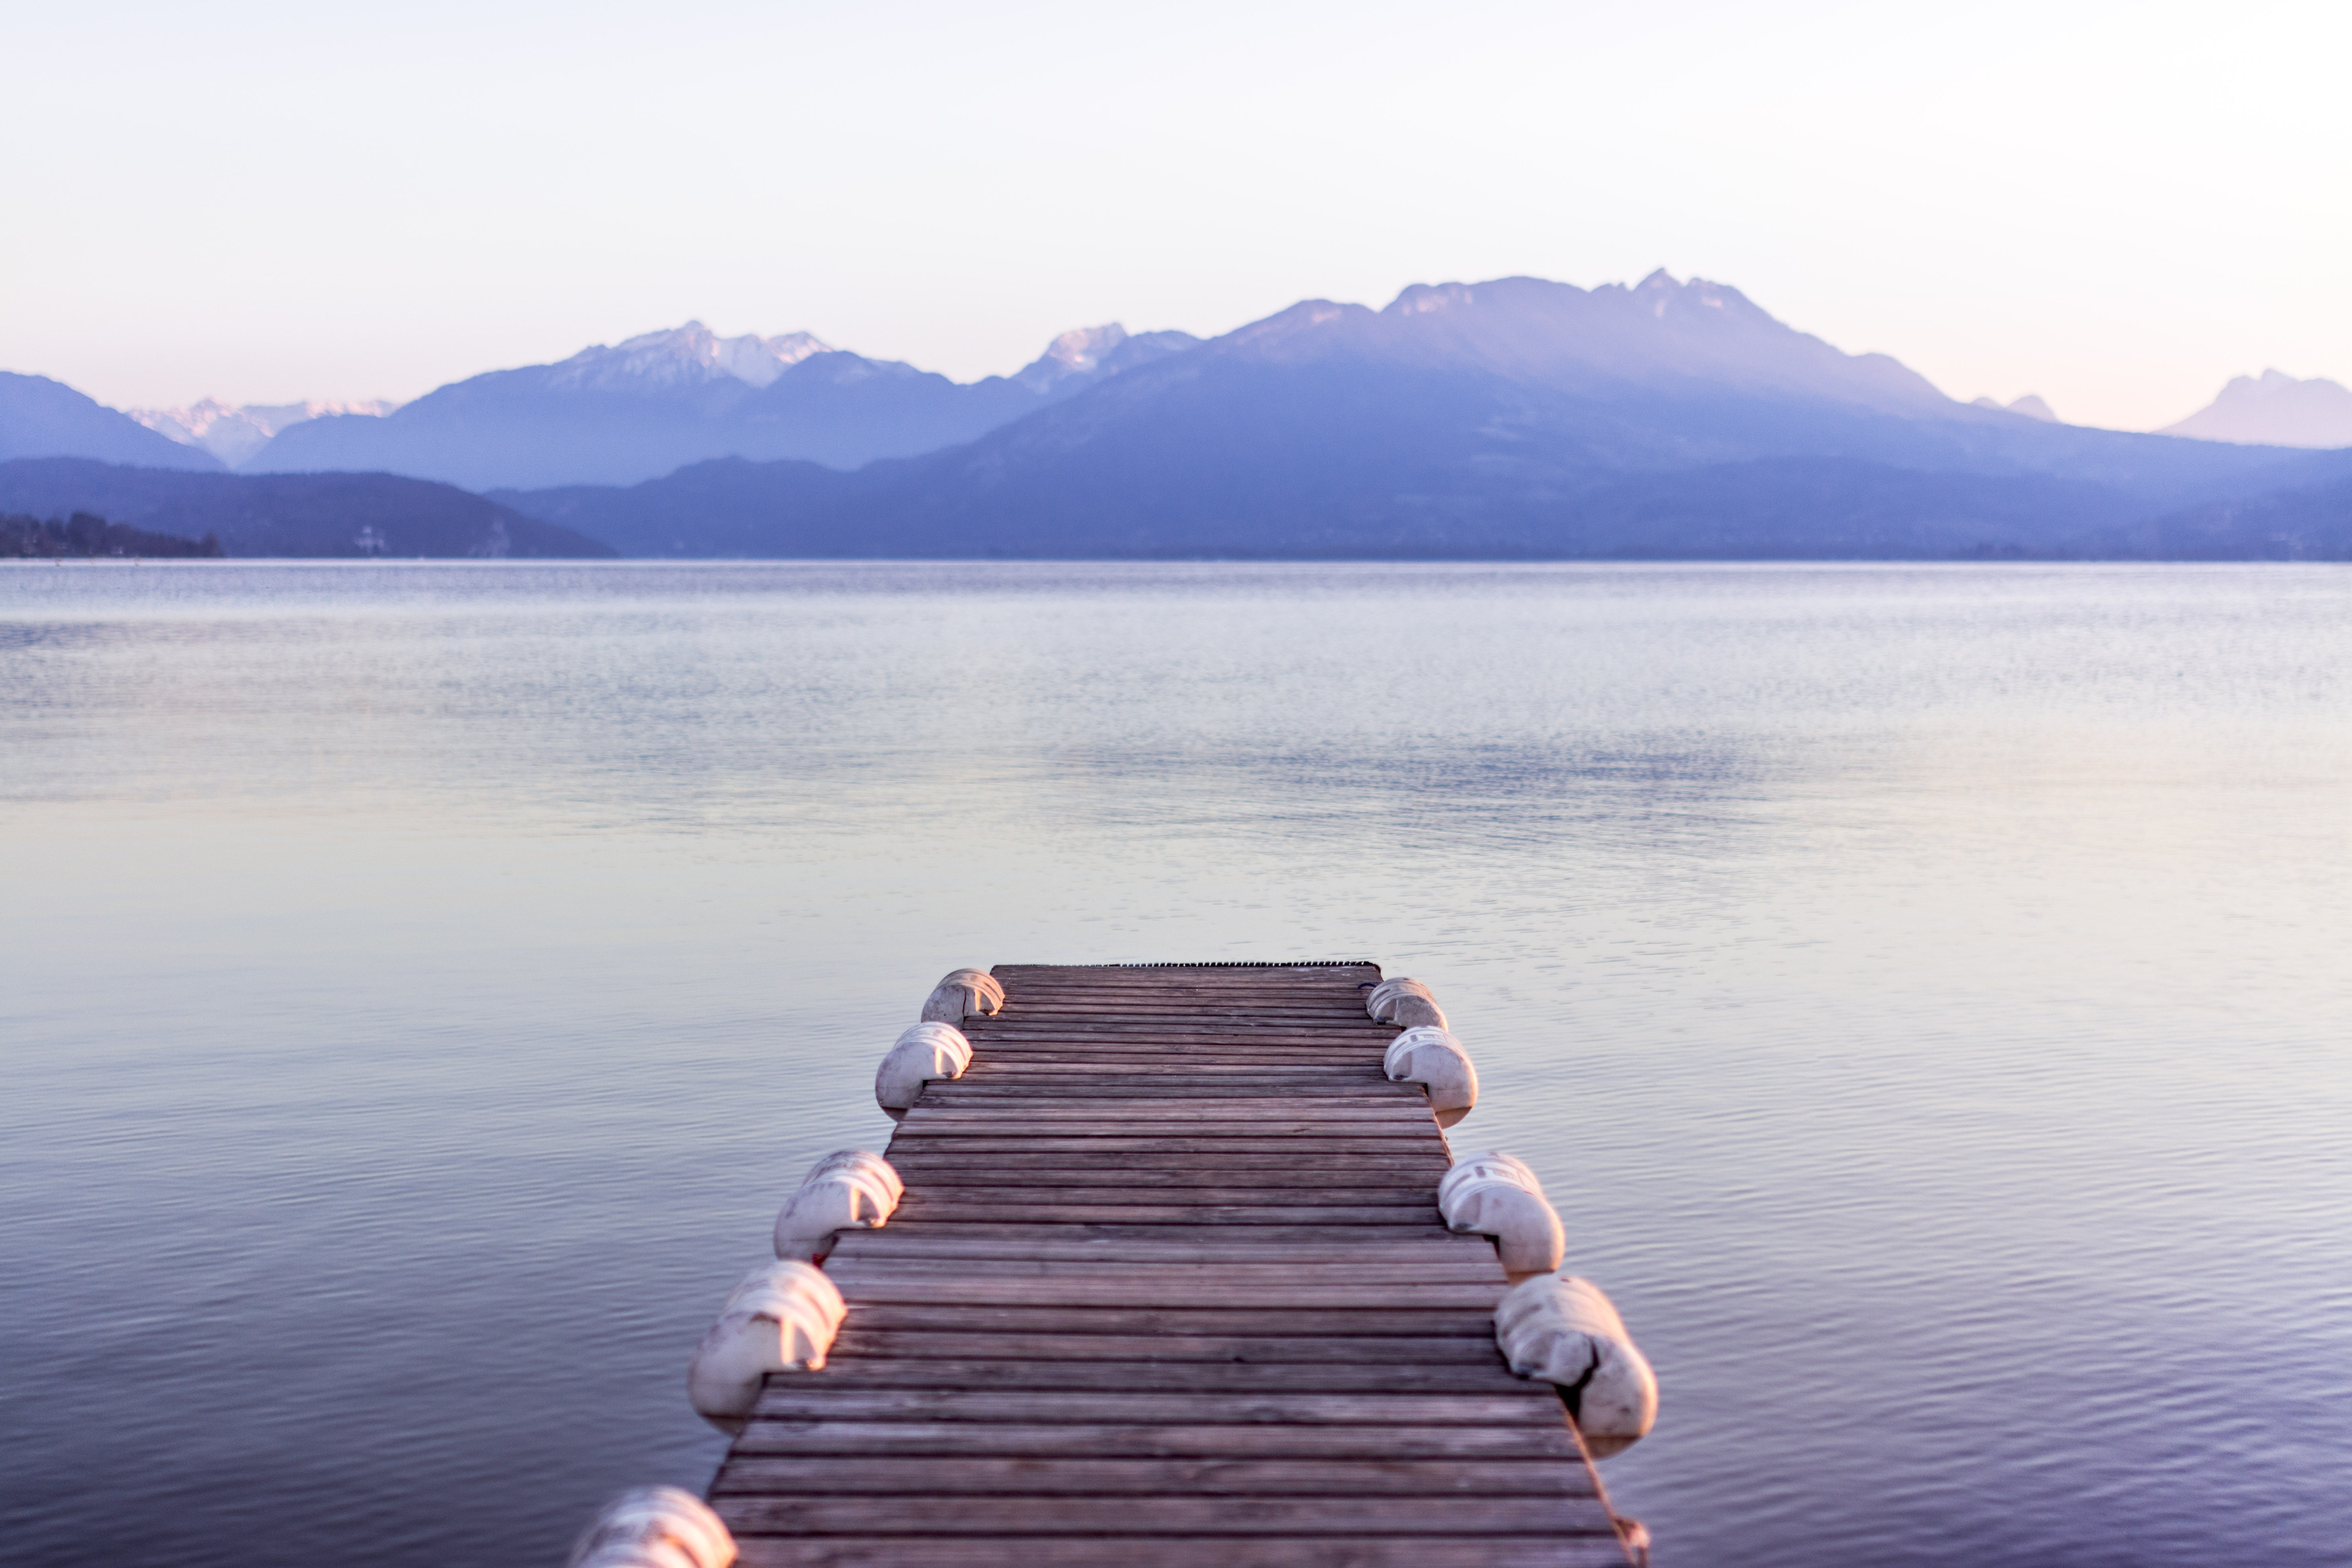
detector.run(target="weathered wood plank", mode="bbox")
[731,1539,1627,1568]
[829,1330,1513,1364]
[883,1149,1447,1167]
[842,1305,1499,1336]
[882,1138,1443,1155]
[855,1222,1473,1244]
[872,1167,1445,1189]
[889,1185,1438,1206]
[895,1118,1433,1138]
[717,1495,1616,1535]
[828,1258,1507,1284]
[731,1420,1581,1460]
[748,1388,1542,1424]
[732,1540,1627,1568]
[759,1359,1540,1395]
[817,1271,1500,1306]
[877,1204,1444,1226]
[909,1103,1426,1118]
[710,1456,1593,1497]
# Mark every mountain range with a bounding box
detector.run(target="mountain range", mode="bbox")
[491,273,2352,560]
[236,320,1200,489]
[6,272,2350,560]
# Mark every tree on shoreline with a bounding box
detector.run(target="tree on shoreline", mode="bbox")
[0,511,224,558]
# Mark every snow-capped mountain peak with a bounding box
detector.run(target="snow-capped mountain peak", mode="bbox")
[548,322,832,392]
[128,397,400,466]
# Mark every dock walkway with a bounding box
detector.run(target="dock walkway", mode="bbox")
[707,961,1634,1566]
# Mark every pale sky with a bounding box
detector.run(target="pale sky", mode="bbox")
[4,0,2344,431]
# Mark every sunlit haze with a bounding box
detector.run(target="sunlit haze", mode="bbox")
[5,0,2345,430]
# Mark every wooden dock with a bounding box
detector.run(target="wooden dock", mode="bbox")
[706,961,1636,1567]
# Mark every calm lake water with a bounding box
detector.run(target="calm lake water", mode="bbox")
[3,561,2348,1568]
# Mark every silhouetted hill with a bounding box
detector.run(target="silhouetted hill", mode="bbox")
[2,510,225,558]
[1,373,223,471]
[248,321,1199,489]
[0,459,614,558]
[497,275,2342,560]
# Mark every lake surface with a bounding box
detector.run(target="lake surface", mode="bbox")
[3,561,2347,1568]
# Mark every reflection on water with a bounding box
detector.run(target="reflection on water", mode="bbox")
[2,561,2348,1567]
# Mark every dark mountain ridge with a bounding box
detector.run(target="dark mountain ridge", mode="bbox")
[0,459,612,558]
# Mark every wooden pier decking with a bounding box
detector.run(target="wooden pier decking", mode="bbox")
[707,961,1635,1567]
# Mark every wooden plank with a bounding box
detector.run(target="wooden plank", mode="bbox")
[828,1258,1507,1285]
[853,1222,1472,1244]
[873,1167,1444,1189]
[830,1330,1513,1364]
[881,1138,1441,1155]
[882,1153,1450,1173]
[890,1185,1438,1206]
[749,1389,1542,1424]
[893,1122,1432,1141]
[925,1093,1417,1105]
[766,1360,1541,1395]
[884,1185,1430,1213]
[817,1271,1499,1305]
[901,1104,1431,1122]
[875,1204,1444,1226]
[731,1539,1628,1568]
[716,1495,1616,1534]
[731,1421,1581,1460]
[829,1234,1493,1261]
[711,1456,1594,1497]
[843,1304,1501,1336]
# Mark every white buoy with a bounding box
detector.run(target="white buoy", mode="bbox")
[1438,1151,1566,1277]
[1493,1273,1658,1457]
[1366,977,1447,1029]
[920,967,1005,1023]
[1384,1025,1478,1126]
[568,1486,736,1568]
[773,1149,904,1261]
[685,1260,847,1434]
[874,1021,973,1116]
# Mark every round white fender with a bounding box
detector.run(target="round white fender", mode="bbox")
[686,1260,847,1434]
[568,1486,736,1568]
[1384,1025,1478,1126]
[1493,1273,1658,1458]
[920,967,1006,1024]
[1366,977,1447,1030]
[874,1022,973,1116]
[1438,1152,1566,1277]
[773,1149,904,1261]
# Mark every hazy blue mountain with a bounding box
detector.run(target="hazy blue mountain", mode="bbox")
[1970,393,2058,422]
[0,373,223,470]
[125,397,401,466]
[2079,467,2352,559]
[246,320,1200,489]
[2159,369,2352,448]
[0,458,612,558]
[498,273,2336,560]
